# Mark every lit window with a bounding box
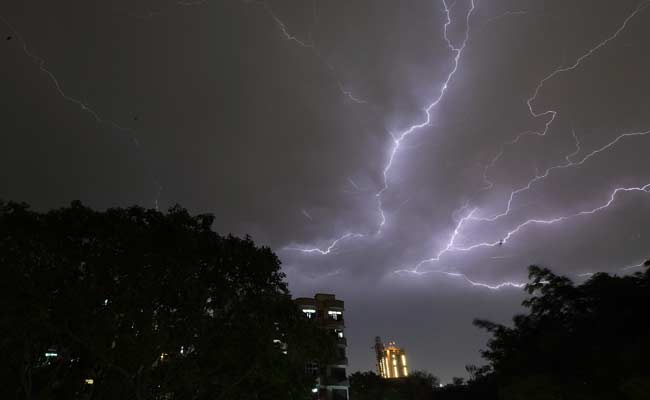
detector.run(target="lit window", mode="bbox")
[327,310,342,320]
[85,379,94,385]
[302,309,316,318]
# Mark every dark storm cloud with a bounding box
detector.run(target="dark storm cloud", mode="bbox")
[1,0,649,382]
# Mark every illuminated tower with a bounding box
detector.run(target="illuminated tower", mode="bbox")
[374,337,408,379]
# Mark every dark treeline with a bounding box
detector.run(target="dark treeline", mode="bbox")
[0,201,337,400]
[3,201,650,399]
[350,263,650,400]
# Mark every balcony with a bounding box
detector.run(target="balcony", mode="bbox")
[332,357,348,366]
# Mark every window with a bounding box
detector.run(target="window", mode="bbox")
[327,310,342,320]
[302,308,316,318]
[334,329,344,338]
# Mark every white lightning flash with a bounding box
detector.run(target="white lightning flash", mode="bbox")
[394,268,526,290]
[483,2,649,188]
[284,232,365,255]
[286,0,476,254]
[400,182,650,283]
[474,129,650,223]
[377,0,475,235]
[379,0,476,200]
[454,183,650,254]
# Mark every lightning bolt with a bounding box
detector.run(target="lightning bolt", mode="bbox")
[379,0,476,200]
[397,3,649,282]
[398,181,650,286]
[1,16,139,144]
[253,1,367,104]
[622,260,648,271]
[454,183,650,255]
[394,268,526,290]
[474,129,650,223]
[483,1,649,188]
[477,10,529,35]
[284,232,365,255]
[287,0,477,253]
[0,15,167,207]
[378,0,475,235]
[301,209,313,220]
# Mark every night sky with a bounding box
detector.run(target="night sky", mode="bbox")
[2,0,649,383]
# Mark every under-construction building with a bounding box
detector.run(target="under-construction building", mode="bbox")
[374,337,409,379]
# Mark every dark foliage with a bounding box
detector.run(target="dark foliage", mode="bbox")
[0,201,336,400]
[350,263,650,400]
[349,370,439,400]
[471,264,650,399]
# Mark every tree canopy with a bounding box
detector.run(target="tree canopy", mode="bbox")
[349,264,650,400]
[0,201,336,400]
[471,264,650,400]
[349,370,439,400]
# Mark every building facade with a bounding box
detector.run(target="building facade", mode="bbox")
[374,337,409,379]
[295,294,349,400]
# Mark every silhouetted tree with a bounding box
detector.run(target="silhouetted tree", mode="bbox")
[450,377,464,386]
[473,264,650,399]
[349,371,385,400]
[0,201,336,400]
[349,370,439,400]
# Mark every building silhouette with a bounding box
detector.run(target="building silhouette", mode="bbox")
[295,294,349,400]
[374,336,409,379]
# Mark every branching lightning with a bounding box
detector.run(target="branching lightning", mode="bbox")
[254,1,367,104]
[474,129,650,223]
[378,0,476,201]
[287,0,477,254]
[389,3,650,289]
[394,268,526,290]
[483,1,649,188]
[427,183,650,266]
[11,1,645,290]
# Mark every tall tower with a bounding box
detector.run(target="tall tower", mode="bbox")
[374,338,409,379]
